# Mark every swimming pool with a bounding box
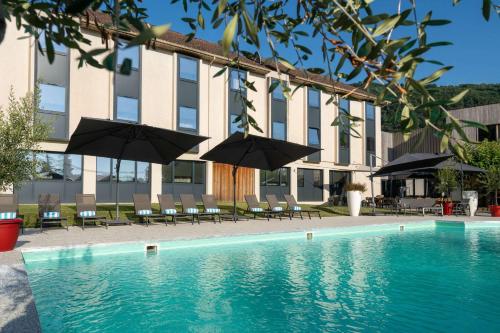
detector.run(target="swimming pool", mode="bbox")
[24,222,500,332]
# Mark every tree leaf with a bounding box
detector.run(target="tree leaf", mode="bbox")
[372,15,400,37]
[448,89,469,104]
[213,67,226,78]
[483,0,491,20]
[222,14,238,56]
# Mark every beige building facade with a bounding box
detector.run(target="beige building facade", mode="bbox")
[0,17,382,204]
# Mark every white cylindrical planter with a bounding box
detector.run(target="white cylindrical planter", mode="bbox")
[347,191,362,217]
[462,191,478,216]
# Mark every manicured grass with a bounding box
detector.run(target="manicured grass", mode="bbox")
[18,202,385,228]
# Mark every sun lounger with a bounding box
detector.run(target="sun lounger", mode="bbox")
[396,198,442,216]
[38,193,68,231]
[244,194,276,220]
[201,195,227,222]
[180,194,219,224]
[0,194,23,233]
[133,194,163,226]
[265,194,287,220]
[76,194,108,229]
[284,194,321,219]
[157,194,191,225]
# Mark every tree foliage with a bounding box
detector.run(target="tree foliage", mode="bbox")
[435,167,458,198]
[1,0,499,157]
[0,87,49,191]
[465,141,500,204]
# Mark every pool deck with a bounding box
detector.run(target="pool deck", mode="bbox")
[1,214,499,332]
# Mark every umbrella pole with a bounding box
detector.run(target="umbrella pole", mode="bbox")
[115,159,121,221]
[370,153,375,215]
[232,165,238,223]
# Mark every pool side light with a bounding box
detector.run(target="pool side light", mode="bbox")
[145,244,159,253]
[306,232,313,240]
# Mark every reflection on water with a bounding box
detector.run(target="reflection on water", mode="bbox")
[26,228,500,333]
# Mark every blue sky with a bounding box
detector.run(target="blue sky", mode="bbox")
[142,0,499,85]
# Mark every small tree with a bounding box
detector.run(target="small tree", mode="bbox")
[480,167,500,205]
[0,87,49,191]
[435,167,458,199]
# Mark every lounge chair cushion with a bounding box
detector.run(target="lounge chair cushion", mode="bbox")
[250,207,263,212]
[162,209,177,215]
[291,206,302,211]
[272,207,283,212]
[137,209,152,216]
[0,212,16,219]
[186,208,199,214]
[43,211,60,218]
[206,208,220,213]
[79,210,96,217]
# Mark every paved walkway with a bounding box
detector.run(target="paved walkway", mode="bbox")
[0,214,498,332]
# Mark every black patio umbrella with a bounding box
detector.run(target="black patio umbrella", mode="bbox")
[200,132,321,221]
[65,117,208,222]
[371,153,453,178]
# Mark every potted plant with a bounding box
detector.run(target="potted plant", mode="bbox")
[480,166,500,217]
[0,87,48,250]
[435,167,458,215]
[345,182,367,217]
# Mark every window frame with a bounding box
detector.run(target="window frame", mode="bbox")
[39,83,66,114]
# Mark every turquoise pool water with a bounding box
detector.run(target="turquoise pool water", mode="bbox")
[25,223,500,332]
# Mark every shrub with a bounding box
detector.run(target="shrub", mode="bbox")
[345,182,367,192]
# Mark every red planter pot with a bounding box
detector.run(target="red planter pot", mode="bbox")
[0,218,23,252]
[443,202,453,216]
[490,205,500,217]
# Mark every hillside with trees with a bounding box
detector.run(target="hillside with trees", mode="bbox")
[370,83,500,132]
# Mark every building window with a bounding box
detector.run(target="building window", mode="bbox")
[297,169,305,187]
[114,159,135,182]
[230,69,246,91]
[117,42,139,70]
[116,96,139,122]
[178,106,198,131]
[365,102,376,166]
[64,155,82,181]
[162,163,173,183]
[39,84,65,113]
[308,128,320,146]
[174,161,193,183]
[38,29,67,54]
[34,152,81,181]
[229,114,241,134]
[260,168,289,186]
[97,157,111,182]
[308,88,320,108]
[136,162,150,183]
[179,56,198,81]
[272,121,286,140]
[478,124,499,142]
[313,170,322,187]
[35,152,64,180]
[272,81,285,100]
[162,161,206,184]
[228,69,247,135]
[338,98,350,164]
[97,158,150,183]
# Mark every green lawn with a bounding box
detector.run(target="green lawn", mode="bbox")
[18,202,383,228]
